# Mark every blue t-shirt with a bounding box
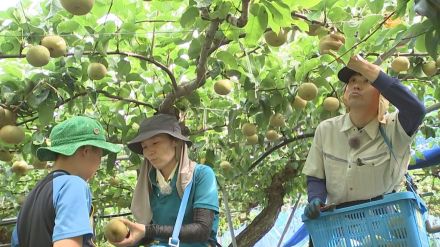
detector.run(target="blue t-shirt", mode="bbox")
[149,164,219,247]
[12,171,94,246]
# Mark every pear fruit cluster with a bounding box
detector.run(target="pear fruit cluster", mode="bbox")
[241,123,258,145]
[26,35,67,67]
[0,107,25,145]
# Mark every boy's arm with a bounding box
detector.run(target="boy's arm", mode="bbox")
[54,236,82,247]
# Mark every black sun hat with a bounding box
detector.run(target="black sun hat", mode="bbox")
[127,114,191,154]
[337,67,360,84]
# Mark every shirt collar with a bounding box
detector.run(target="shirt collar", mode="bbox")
[340,113,380,139]
[156,162,178,186]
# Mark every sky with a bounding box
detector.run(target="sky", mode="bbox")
[0,1,19,11]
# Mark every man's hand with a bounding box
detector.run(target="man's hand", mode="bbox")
[304,198,324,219]
[109,219,145,247]
[347,55,381,82]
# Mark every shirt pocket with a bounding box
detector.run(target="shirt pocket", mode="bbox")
[352,151,391,196]
[323,152,348,197]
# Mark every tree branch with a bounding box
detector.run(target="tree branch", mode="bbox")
[426,103,440,113]
[226,0,251,28]
[57,89,154,108]
[232,164,297,247]
[0,51,178,92]
[159,20,221,113]
[247,132,315,173]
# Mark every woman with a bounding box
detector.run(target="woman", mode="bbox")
[111,114,219,247]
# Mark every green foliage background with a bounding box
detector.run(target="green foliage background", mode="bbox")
[0,0,439,245]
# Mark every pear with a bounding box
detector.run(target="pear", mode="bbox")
[104,218,129,242]
[0,107,17,127]
[246,134,259,145]
[292,96,307,110]
[298,83,318,101]
[391,56,410,73]
[60,0,94,15]
[269,113,285,127]
[0,125,25,144]
[214,79,233,95]
[11,160,29,176]
[41,35,67,58]
[26,45,50,67]
[241,123,257,136]
[422,61,438,77]
[323,97,340,112]
[87,63,107,80]
[265,130,279,141]
[264,29,288,47]
[220,161,232,170]
[436,57,440,68]
[0,150,13,162]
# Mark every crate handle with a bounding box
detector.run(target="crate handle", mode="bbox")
[426,219,440,233]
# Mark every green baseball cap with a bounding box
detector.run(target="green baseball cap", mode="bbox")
[36,116,121,161]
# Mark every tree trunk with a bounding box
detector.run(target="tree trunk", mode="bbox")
[230,165,297,247]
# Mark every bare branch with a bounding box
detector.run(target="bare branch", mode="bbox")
[226,0,251,28]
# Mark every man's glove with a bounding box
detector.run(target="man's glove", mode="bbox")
[304,198,324,219]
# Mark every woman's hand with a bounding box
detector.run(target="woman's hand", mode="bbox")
[109,219,146,247]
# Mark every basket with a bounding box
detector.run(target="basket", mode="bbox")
[302,192,429,247]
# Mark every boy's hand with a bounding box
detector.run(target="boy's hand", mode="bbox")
[109,219,145,247]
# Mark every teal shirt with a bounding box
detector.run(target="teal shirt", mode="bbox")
[149,164,219,247]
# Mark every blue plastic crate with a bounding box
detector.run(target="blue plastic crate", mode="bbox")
[302,192,429,247]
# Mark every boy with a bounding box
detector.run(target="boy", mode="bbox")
[12,116,121,247]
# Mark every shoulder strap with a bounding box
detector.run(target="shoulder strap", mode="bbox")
[168,176,194,247]
[379,124,427,214]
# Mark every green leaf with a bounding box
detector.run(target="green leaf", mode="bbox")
[106,152,117,171]
[291,19,308,32]
[244,4,268,47]
[358,15,382,39]
[366,0,384,13]
[188,38,202,59]
[425,30,439,60]
[180,7,199,28]
[290,0,320,9]
[117,59,131,76]
[37,100,56,126]
[126,73,143,82]
[216,51,238,69]
[57,20,80,33]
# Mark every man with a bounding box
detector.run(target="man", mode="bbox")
[12,116,121,247]
[302,55,425,245]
